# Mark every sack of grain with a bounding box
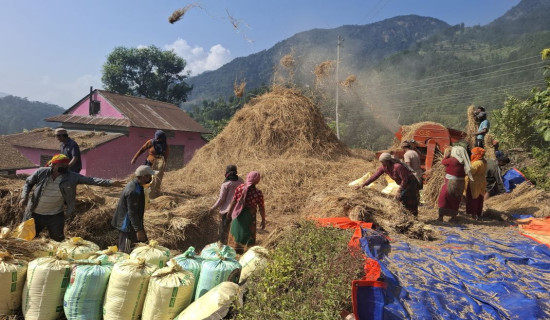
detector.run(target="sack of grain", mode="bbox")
[142,261,195,320]
[175,282,242,320]
[89,246,129,264]
[10,218,36,240]
[32,238,60,258]
[238,246,269,283]
[168,246,203,300]
[58,237,100,260]
[195,246,241,300]
[103,258,158,320]
[199,242,237,260]
[0,251,28,315]
[63,260,113,320]
[22,252,72,320]
[130,240,171,268]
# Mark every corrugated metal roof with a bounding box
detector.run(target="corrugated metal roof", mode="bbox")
[46,90,209,133]
[4,128,124,151]
[0,137,37,171]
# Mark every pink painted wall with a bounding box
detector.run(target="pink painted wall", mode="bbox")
[15,146,89,176]
[85,127,206,179]
[69,92,125,119]
[14,128,205,179]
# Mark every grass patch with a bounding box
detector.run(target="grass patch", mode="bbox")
[233,220,364,320]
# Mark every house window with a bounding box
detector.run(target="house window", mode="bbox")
[166,145,184,171]
[40,155,51,167]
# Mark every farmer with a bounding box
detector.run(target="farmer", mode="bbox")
[112,165,156,253]
[484,155,510,200]
[19,154,122,241]
[472,107,490,148]
[401,140,423,188]
[209,165,244,244]
[437,146,472,222]
[131,130,169,198]
[227,171,266,254]
[465,147,487,220]
[55,128,82,173]
[357,153,420,217]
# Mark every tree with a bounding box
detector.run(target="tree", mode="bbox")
[102,45,192,105]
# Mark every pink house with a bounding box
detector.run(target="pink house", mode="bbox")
[5,89,208,179]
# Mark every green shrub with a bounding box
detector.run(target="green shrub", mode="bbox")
[233,220,364,320]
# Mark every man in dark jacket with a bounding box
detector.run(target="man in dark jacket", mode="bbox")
[113,165,156,253]
[55,128,82,173]
[19,154,122,241]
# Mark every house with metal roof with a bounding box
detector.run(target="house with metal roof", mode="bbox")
[5,89,208,179]
[0,137,37,175]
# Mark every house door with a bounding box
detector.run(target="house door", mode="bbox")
[166,145,184,171]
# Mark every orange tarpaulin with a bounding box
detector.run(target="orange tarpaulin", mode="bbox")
[517,216,550,247]
[312,217,381,281]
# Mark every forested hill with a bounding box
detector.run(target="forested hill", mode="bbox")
[185,0,550,150]
[0,95,64,134]
[185,15,450,103]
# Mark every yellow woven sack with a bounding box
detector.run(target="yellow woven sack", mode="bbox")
[10,218,36,241]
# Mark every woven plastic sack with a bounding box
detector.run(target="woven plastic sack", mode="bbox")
[103,258,158,320]
[89,246,129,264]
[142,261,195,320]
[32,238,60,258]
[58,237,100,260]
[238,246,269,283]
[130,239,171,268]
[169,246,203,299]
[0,251,28,315]
[10,218,36,240]
[22,252,72,320]
[63,260,113,320]
[175,282,241,320]
[199,242,237,260]
[195,246,241,300]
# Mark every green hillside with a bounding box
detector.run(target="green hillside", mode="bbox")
[0,95,64,134]
[185,0,550,150]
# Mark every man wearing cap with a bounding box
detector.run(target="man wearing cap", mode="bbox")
[19,154,123,241]
[55,128,82,173]
[113,165,157,253]
[472,107,490,148]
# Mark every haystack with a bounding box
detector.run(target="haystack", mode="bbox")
[485,182,550,218]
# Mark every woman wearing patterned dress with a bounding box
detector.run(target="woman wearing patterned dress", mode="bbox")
[227,171,266,254]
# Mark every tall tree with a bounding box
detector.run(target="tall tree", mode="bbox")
[102,45,192,104]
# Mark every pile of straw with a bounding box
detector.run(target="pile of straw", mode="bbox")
[303,186,437,240]
[0,178,23,227]
[485,182,550,217]
[484,133,496,160]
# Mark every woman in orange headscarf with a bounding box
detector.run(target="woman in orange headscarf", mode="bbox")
[465,147,487,220]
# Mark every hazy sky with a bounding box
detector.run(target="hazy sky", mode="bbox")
[0,0,521,108]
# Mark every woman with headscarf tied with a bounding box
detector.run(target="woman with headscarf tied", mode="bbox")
[131,130,169,198]
[209,165,244,244]
[227,171,266,254]
[358,153,420,217]
[465,147,487,220]
[437,146,472,222]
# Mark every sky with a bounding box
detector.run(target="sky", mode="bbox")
[0,0,521,108]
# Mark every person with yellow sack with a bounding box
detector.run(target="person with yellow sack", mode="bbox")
[19,154,123,241]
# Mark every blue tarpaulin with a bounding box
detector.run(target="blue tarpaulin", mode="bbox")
[503,168,527,193]
[360,226,550,320]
